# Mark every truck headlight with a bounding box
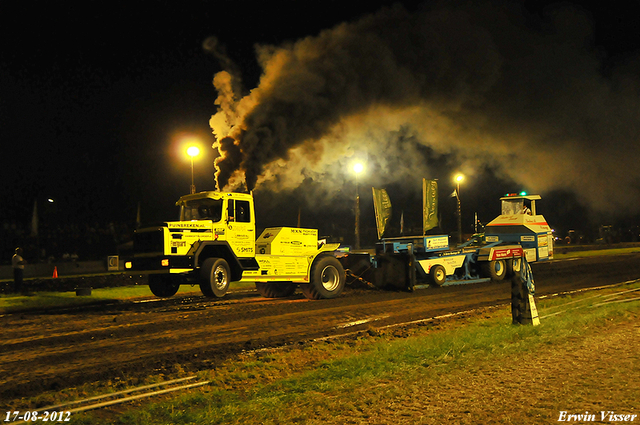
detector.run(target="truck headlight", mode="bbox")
[125,261,133,269]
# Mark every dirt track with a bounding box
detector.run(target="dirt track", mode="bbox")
[2,253,640,405]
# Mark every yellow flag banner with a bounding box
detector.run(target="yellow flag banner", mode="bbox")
[372,187,392,240]
[423,179,438,233]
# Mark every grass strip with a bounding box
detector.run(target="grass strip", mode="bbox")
[66,281,640,425]
[553,246,640,259]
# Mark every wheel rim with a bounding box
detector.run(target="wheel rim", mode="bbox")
[435,268,445,282]
[214,265,228,290]
[320,265,340,291]
[495,261,504,275]
[513,258,522,272]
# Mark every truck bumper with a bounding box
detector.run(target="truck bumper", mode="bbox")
[125,255,194,276]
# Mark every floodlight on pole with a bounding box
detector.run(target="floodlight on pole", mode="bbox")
[353,162,364,250]
[187,146,200,194]
[454,174,465,244]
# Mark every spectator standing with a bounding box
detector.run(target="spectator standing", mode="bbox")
[12,247,25,293]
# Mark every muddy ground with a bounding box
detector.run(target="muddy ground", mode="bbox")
[2,253,640,406]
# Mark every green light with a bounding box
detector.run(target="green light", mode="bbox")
[519,191,527,196]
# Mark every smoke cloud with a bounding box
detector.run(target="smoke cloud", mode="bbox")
[210,1,640,214]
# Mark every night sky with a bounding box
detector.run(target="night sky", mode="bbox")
[2,1,640,245]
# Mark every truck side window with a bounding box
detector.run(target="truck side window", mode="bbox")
[236,200,250,223]
[227,199,235,221]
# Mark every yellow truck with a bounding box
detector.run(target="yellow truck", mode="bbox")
[127,191,345,300]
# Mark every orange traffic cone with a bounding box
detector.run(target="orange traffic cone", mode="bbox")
[53,266,58,278]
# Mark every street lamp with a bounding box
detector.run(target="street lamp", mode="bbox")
[187,146,200,194]
[353,162,364,250]
[455,174,464,244]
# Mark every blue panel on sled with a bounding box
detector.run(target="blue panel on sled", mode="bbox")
[378,235,449,255]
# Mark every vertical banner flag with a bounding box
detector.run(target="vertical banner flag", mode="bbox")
[136,202,141,229]
[372,187,392,240]
[423,179,439,234]
[31,199,38,237]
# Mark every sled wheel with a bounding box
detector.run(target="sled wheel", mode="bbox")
[255,282,297,298]
[301,256,345,300]
[200,257,230,297]
[429,265,447,286]
[507,257,523,278]
[482,260,507,281]
[149,274,180,297]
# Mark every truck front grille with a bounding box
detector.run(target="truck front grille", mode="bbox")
[134,227,165,255]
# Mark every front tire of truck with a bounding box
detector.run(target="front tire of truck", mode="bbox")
[149,275,180,297]
[301,256,345,300]
[255,282,297,298]
[200,257,231,297]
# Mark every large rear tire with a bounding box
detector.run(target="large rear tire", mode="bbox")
[200,257,231,297]
[149,275,180,297]
[300,256,345,300]
[482,259,507,281]
[256,282,297,298]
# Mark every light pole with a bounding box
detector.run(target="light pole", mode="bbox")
[353,162,364,250]
[455,174,464,244]
[187,146,200,194]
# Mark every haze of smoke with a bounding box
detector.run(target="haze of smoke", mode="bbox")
[210,1,640,213]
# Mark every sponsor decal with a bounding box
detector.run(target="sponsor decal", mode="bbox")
[426,236,449,249]
[169,222,207,229]
[492,247,524,260]
[441,249,464,257]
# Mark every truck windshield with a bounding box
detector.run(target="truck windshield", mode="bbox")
[181,199,224,222]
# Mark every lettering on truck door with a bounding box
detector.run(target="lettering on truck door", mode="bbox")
[226,199,255,257]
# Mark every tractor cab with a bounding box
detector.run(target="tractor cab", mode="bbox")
[500,194,538,216]
[173,191,256,258]
[484,194,553,262]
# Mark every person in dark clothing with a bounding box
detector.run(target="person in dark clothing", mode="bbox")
[510,257,539,325]
[12,247,25,293]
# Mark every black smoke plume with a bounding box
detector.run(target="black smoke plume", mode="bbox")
[210,1,640,214]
